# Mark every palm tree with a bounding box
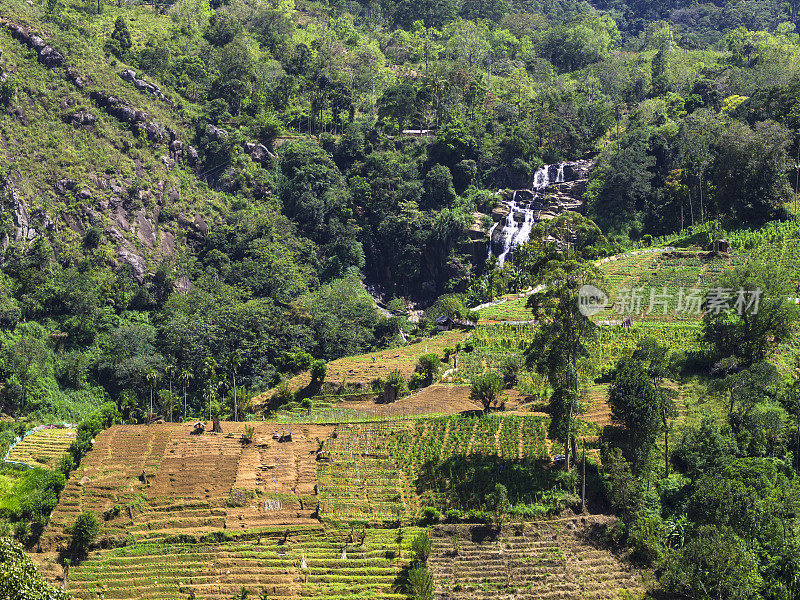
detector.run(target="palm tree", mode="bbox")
[164,357,177,421]
[225,350,242,421]
[145,368,162,421]
[204,378,222,423]
[202,357,218,421]
[178,368,194,420]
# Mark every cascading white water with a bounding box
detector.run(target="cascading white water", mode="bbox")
[488,163,567,266]
[486,221,499,259]
[533,164,550,190]
[497,194,520,266]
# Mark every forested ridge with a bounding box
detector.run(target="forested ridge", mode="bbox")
[1,0,800,596]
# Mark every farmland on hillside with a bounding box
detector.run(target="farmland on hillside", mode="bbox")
[6,427,75,467]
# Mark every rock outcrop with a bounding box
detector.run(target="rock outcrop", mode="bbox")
[119,69,173,106]
[4,22,64,67]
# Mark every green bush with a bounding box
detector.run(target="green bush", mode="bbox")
[444,508,463,523]
[470,372,504,412]
[410,530,432,563]
[407,566,433,600]
[69,512,99,559]
[418,506,441,525]
[0,536,67,599]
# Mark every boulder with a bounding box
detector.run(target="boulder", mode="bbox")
[55,179,77,194]
[185,146,199,166]
[249,143,274,165]
[66,111,96,127]
[144,122,162,142]
[205,124,228,142]
[193,214,209,235]
[65,67,88,89]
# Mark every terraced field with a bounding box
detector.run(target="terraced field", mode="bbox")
[40,423,332,553]
[6,427,75,467]
[66,526,426,600]
[428,518,645,600]
[31,413,647,600]
[256,330,469,402]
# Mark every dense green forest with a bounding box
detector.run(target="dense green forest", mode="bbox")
[1,0,800,595]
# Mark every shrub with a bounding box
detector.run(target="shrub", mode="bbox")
[383,370,408,403]
[0,80,15,108]
[416,353,442,385]
[69,512,99,559]
[103,505,120,521]
[501,355,524,387]
[0,537,68,599]
[627,511,666,565]
[242,425,255,444]
[409,372,427,389]
[418,506,441,525]
[268,381,294,411]
[410,530,432,563]
[310,360,327,383]
[444,509,463,523]
[407,566,434,600]
[464,509,492,524]
[470,372,504,412]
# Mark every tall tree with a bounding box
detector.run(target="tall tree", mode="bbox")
[523,214,603,469]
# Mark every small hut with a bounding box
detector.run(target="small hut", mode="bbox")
[713,239,731,254]
[436,315,453,331]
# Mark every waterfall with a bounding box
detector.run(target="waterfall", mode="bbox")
[487,163,572,267]
[486,221,499,259]
[496,194,519,266]
[514,209,535,248]
[533,164,549,190]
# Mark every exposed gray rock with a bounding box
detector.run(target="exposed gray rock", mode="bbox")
[77,189,92,200]
[65,110,96,127]
[55,179,77,194]
[65,67,88,89]
[205,124,228,142]
[144,121,162,141]
[159,230,175,254]
[193,214,209,235]
[135,209,157,248]
[185,146,199,167]
[116,246,147,282]
[248,143,275,165]
[119,69,173,106]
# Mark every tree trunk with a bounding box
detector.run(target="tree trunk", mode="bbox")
[581,444,586,512]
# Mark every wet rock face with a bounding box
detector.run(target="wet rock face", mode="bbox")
[488,160,596,265]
